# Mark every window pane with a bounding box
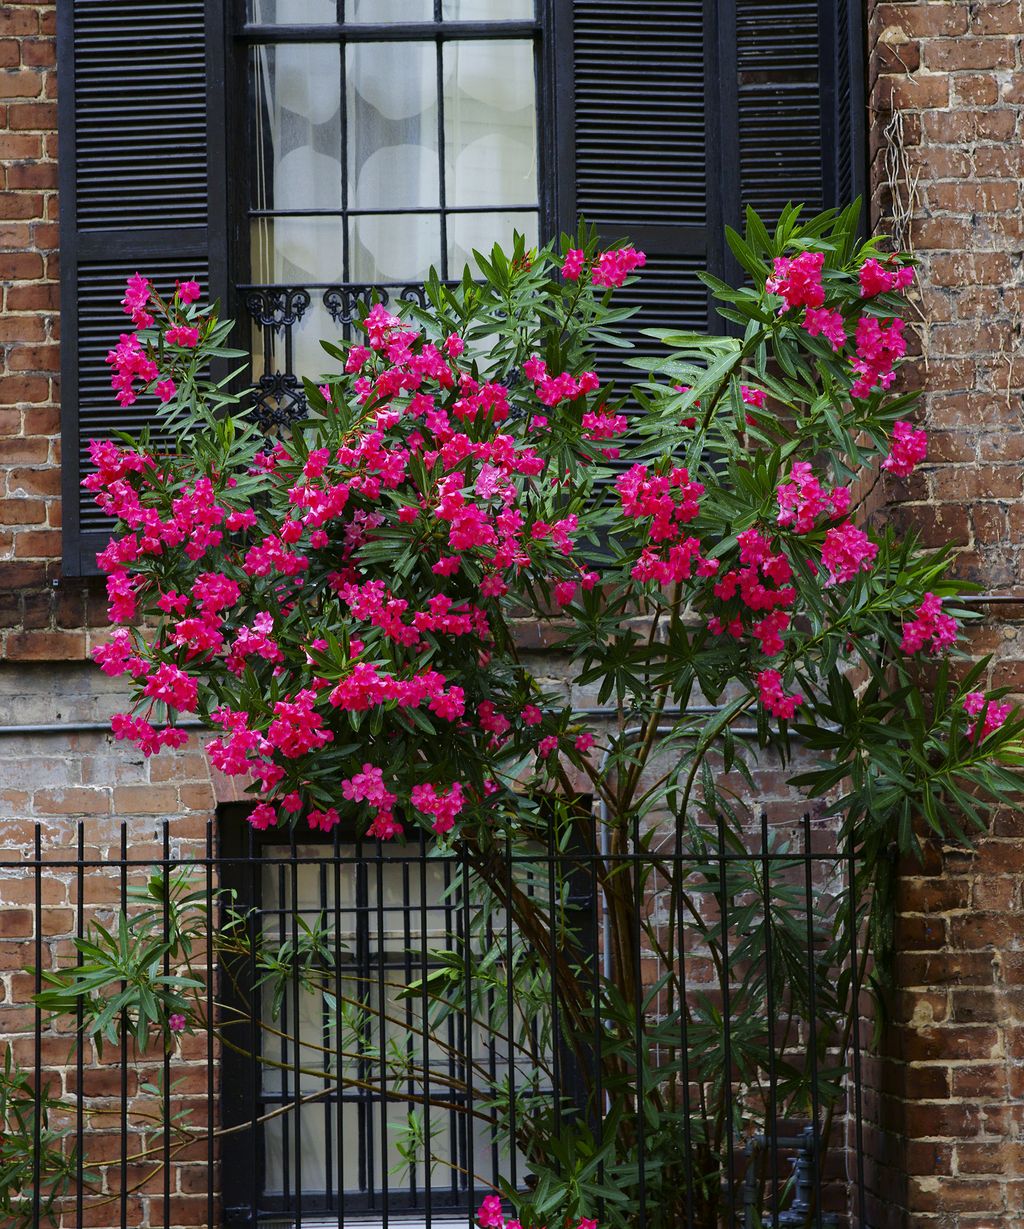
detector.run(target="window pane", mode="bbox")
[247,0,337,22]
[443,0,534,17]
[250,44,343,212]
[348,0,433,20]
[447,210,538,274]
[350,212,441,282]
[250,217,345,285]
[443,40,536,207]
[347,42,440,210]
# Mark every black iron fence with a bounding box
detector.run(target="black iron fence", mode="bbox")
[3,810,873,1229]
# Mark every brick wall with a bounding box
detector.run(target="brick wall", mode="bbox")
[869,3,1024,1226]
[0,1,61,592]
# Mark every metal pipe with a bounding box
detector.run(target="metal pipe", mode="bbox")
[0,719,205,738]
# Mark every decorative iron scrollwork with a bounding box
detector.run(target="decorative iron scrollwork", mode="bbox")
[244,287,311,333]
[323,285,386,326]
[397,284,429,310]
[249,371,307,435]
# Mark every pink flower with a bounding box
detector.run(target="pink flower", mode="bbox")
[537,735,559,758]
[443,333,465,358]
[308,807,341,832]
[142,663,198,713]
[168,1013,187,1033]
[963,692,1011,741]
[901,592,957,655]
[248,803,277,831]
[155,378,177,403]
[802,307,847,351]
[176,280,201,304]
[821,522,878,586]
[575,732,595,753]
[591,246,646,289]
[859,257,913,298]
[882,420,927,478]
[765,251,825,311]
[122,273,153,329]
[562,248,585,280]
[523,355,547,382]
[850,316,906,399]
[477,1196,505,1229]
[165,324,200,348]
[410,781,465,835]
[554,580,578,607]
[522,705,543,726]
[757,669,803,720]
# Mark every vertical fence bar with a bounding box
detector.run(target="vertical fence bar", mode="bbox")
[206,818,215,1229]
[419,828,434,1229]
[760,811,781,1224]
[162,819,172,1229]
[31,822,42,1228]
[289,829,304,1221]
[504,827,518,1203]
[802,813,824,1229]
[334,830,346,1229]
[716,812,737,1229]
[675,841,695,1229]
[248,825,261,1226]
[460,841,476,1218]
[846,826,866,1227]
[376,838,390,1226]
[120,821,129,1229]
[632,811,646,1229]
[76,821,85,1228]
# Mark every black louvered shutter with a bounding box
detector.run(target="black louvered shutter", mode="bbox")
[58,1,229,576]
[568,0,711,389]
[735,0,867,227]
[561,0,867,362]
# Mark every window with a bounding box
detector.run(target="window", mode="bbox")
[218,817,586,1225]
[238,1,546,427]
[57,1,867,554]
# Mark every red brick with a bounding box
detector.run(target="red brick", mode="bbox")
[0,250,40,280]
[874,4,970,36]
[0,67,43,97]
[971,2,1024,35]
[7,99,54,129]
[7,465,58,496]
[20,38,53,68]
[5,341,58,371]
[4,629,84,660]
[924,37,1018,70]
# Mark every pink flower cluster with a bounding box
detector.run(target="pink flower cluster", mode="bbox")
[523,356,600,406]
[859,257,914,297]
[901,593,957,655]
[342,763,400,838]
[110,713,189,757]
[757,669,803,720]
[106,332,159,408]
[963,692,1011,741]
[882,420,928,478]
[591,246,646,289]
[850,316,906,399]
[411,781,465,835]
[765,251,825,310]
[476,1196,597,1229]
[777,463,850,534]
[821,522,878,586]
